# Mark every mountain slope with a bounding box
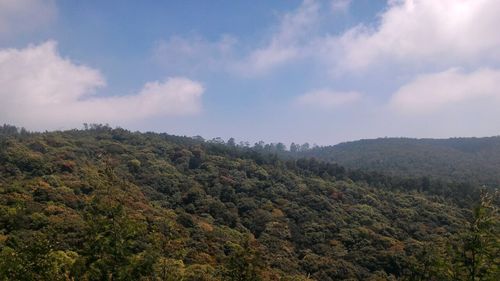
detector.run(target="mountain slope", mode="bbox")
[299,137,500,187]
[0,126,496,280]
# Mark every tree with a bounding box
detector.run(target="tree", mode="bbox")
[223,239,263,281]
[419,191,500,281]
[228,138,236,147]
[300,143,310,152]
[73,162,150,280]
[446,191,499,281]
[275,142,286,152]
[254,141,265,150]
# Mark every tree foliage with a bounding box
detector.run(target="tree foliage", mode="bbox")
[0,125,498,280]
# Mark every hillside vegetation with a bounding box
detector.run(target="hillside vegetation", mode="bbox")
[296,137,500,187]
[0,125,498,280]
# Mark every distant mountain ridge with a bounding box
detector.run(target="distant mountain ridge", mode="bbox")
[299,136,500,187]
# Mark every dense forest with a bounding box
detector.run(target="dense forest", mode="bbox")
[0,125,498,280]
[292,137,500,187]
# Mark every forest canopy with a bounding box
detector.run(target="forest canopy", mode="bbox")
[0,125,498,280]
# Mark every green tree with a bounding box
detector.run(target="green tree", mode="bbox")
[73,163,149,280]
[223,239,263,281]
[419,191,500,281]
[446,191,499,280]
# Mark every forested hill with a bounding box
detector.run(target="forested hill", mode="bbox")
[0,125,498,280]
[296,137,500,187]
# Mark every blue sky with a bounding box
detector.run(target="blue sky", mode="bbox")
[1,0,500,145]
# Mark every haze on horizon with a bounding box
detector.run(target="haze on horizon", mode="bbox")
[1,0,500,145]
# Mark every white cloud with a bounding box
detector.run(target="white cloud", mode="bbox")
[390,68,500,114]
[0,41,105,108]
[336,0,500,70]
[239,0,319,75]
[152,0,321,77]
[0,41,204,129]
[237,0,500,75]
[148,0,500,79]
[296,89,361,109]
[153,34,237,74]
[0,0,56,37]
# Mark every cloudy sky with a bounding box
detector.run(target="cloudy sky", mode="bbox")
[1,0,499,145]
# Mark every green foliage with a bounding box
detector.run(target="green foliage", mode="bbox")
[441,191,499,281]
[222,239,263,281]
[0,126,497,280]
[404,191,500,281]
[0,232,76,281]
[297,137,500,187]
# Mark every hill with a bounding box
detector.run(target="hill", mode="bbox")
[297,137,500,187]
[0,125,498,280]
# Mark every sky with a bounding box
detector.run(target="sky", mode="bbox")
[1,0,500,145]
